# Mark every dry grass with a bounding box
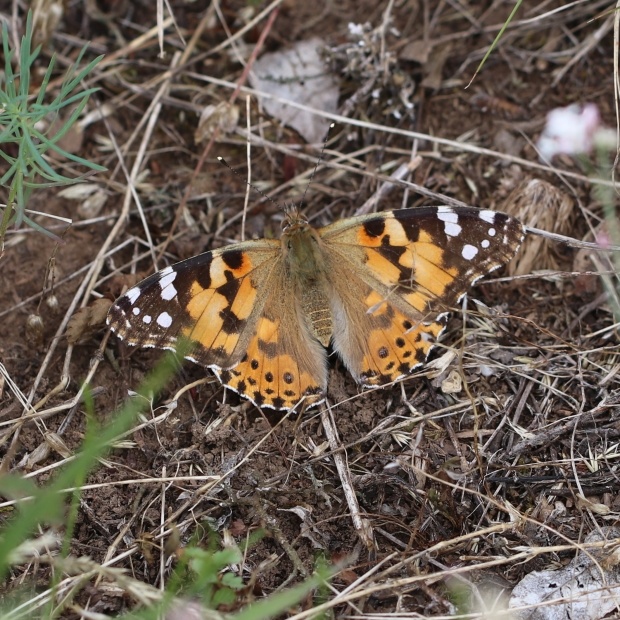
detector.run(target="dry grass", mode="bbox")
[1,0,620,618]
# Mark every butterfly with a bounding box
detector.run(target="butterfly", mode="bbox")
[107,206,524,410]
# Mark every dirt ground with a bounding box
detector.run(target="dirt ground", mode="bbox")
[2,0,620,617]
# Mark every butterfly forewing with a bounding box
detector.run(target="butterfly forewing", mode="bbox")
[321,206,523,313]
[107,240,281,368]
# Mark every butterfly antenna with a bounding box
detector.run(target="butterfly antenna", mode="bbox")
[218,122,335,217]
[217,156,281,211]
[300,122,335,210]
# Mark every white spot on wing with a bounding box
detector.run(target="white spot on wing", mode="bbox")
[462,244,479,260]
[437,206,456,217]
[159,270,178,301]
[488,228,496,237]
[127,287,141,304]
[481,239,490,249]
[156,312,172,328]
[479,210,496,224]
[143,315,152,324]
[444,222,462,237]
[159,269,177,288]
[161,284,177,301]
[132,307,140,316]
[437,208,461,237]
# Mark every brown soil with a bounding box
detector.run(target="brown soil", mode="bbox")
[1,0,619,617]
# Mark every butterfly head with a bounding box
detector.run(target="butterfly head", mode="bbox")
[282,205,309,231]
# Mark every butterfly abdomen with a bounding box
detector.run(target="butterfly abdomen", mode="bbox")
[283,217,334,348]
[301,286,332,347]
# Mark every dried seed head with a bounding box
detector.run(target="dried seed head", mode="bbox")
[501,178,574,277]
[26,313,44,345]
[45,294,59,312]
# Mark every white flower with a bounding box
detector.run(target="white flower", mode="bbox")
[347,23,365,37]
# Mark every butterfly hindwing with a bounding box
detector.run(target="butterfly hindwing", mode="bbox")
[213,286,328,410]
[324,267,446,386]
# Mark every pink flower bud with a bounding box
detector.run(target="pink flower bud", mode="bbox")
[537,103,601,160]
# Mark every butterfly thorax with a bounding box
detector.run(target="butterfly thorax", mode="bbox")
[281,215,333,347]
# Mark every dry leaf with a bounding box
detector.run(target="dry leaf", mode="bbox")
[441,369,462,394]
[194,102,240,144]
[66,298,112,344]
[509,527,620,619]
[58,184,108,218]
[248,38,339,143]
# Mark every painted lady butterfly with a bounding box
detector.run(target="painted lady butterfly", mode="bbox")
[107,206,524,410]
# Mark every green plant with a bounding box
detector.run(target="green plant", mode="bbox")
[0,11,105,247]
[179,545,246,607]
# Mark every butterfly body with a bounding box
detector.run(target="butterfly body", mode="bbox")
[108,206,524,410]
[281,211,333,346]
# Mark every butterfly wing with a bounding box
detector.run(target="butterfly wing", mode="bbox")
[107,239,327,410]
[319,206,524,385]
